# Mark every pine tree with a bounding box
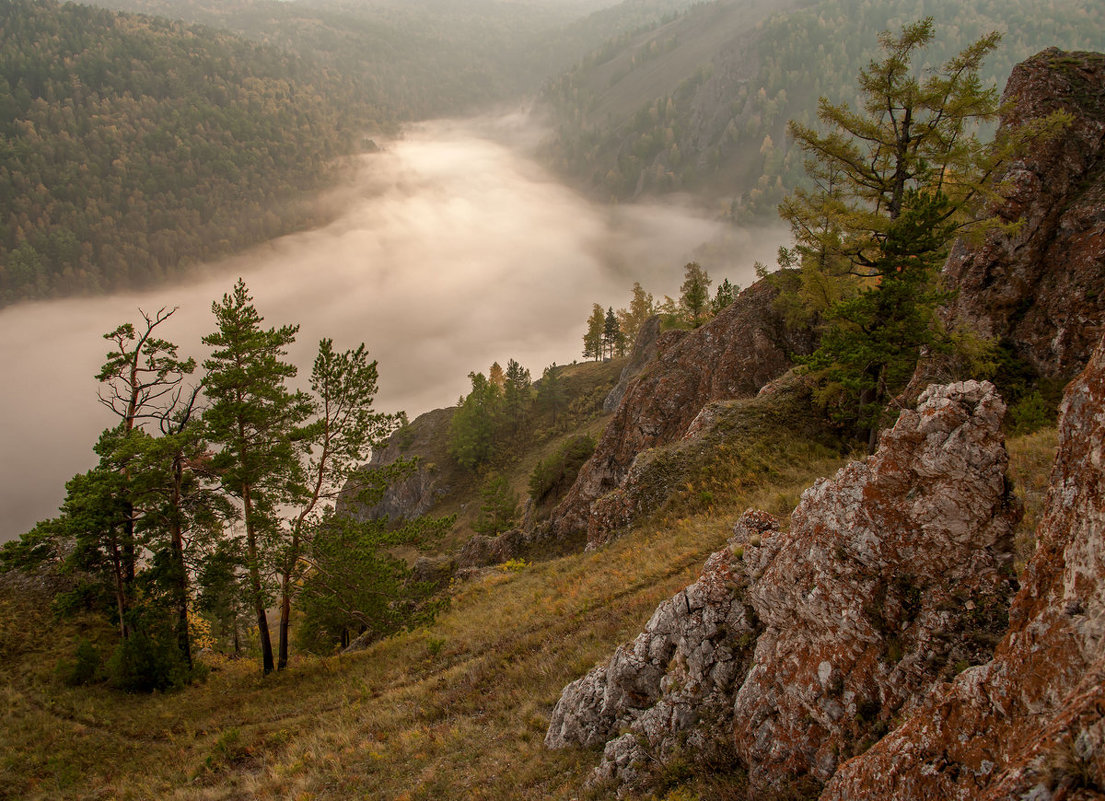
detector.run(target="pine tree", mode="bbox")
[537,363,567,427]
[201,279,311,674]
[297,508,451,652]
[95,307,196,631]
[276,339,399,670]
[502,359,533,446]
[472,472,519,536]
[449,372,503,470]
[711,279,738,314]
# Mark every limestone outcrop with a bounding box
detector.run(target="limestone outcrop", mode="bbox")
[548,278,812,546]
[821,333,1105,801]
[339,407,455,523]
[942,49,1105,379]
[547,380,1021,795]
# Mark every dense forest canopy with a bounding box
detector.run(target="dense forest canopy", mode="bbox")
[91,0,708,118]
[538,0,1105,209]
[0,0,714,307]
[2,0,1103,307]
[0,0,386,305]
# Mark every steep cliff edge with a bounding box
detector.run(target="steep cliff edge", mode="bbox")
[547,278,814,546]
[943,49,1105,379]
[547,380,1021,795]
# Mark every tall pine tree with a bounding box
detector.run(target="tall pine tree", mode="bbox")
[201,279,311,675]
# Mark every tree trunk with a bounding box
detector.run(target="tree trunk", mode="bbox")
[277,577,291,671]
[243,484,274,675]
[170,459,192,669]
[110,536,129,639]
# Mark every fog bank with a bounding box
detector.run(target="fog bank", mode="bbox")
[0,116,788,542]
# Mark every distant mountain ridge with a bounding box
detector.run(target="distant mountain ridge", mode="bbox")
[537,0,1105,211]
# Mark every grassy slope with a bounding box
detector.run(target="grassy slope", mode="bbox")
[0,419,1058,801]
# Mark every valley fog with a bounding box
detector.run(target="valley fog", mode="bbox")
[0,116,788,542]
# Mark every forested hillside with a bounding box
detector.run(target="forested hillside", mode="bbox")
[538,0,1105,211]
[0,0,383,305]
[92,0,709,119]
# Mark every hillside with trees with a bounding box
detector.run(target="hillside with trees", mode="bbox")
[0,0,387,306]
[537,0,1105,211]
[92,0,710,120]
[2,10,1104,801]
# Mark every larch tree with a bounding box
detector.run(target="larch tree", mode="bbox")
[776,18,1062,451]
[201,279,311,675]
[617,281,658,342]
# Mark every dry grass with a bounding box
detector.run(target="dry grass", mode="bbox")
[1,444,849,801]
[1006,426,1060,571]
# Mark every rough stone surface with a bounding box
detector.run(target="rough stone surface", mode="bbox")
[604,315,662,413]
[547,381,1020,795]
[548,278,812,547]
[585,372,840,547]
[821,334,1105,801]
[456,529,526,569]
[732,381,1020,792]
[339,407,455,522]
[942,49,1105,379]
[410,554,456,588]
[545,511,768,789]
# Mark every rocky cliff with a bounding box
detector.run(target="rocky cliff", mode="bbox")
[821,332,1105,801]
[339,407,458,523]
[547,278,813,546]
[603,315,661,414]
[547,380,1022,795]
[943,49,1105,379]
[545,50,1105,798]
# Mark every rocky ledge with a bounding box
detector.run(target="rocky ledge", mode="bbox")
[547,278,813,547]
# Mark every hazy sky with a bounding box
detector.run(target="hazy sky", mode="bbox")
[0,114,788,542]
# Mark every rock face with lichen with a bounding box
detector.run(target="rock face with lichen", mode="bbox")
[942,49,1105,379]
[603,315,661,414]
[547,278,811,547]
[547,381,1021,795]
[339,407,456,523]
[821,333,1105,801]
